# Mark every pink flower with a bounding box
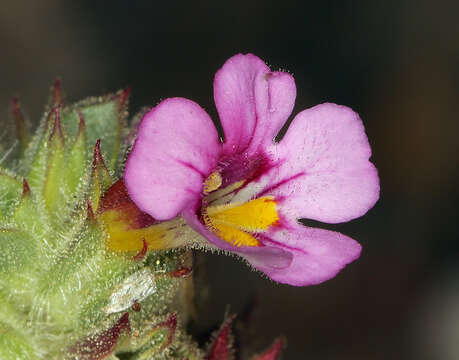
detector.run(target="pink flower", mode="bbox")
[124,53,379,286]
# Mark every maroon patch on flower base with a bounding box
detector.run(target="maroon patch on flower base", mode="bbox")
[218,151,275,188]
[70,312,130,360]
[98,179,157,229]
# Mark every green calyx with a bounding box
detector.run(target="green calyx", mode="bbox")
[0,82,200,359]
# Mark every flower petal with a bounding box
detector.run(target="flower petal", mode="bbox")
[262,103,380,223]
[256,223,362,286]
[124,98,221,220]
[182,209,293,270]
[214,54,296,156]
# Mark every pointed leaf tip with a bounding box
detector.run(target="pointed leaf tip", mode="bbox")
[93,139,104,167]
[207,315,236,360]
[92,139,111,176]
[53,78,62,107]
[118,87,131,107]
[252,337,285,360]
[11,96,29,150]
[159,313,177,350]
[77,110,86,134]
[90,139,112,211]
[70,312,130,360]
[86,200,96,223]
[11,96,21,117]
[49,106,64,142]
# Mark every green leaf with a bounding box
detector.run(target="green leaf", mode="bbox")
[13,189,49,254]
[0,323,38,360]
[0,228,36,273]
[64,115,89,203]
[89,139,112,212]
[0,169,22,219]
[43,114,66,218]
[26,109,55,195]
[61,89,129,173]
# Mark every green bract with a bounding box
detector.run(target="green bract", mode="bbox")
[0,84,200,359]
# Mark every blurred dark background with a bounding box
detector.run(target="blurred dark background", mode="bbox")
[1,1,458,359]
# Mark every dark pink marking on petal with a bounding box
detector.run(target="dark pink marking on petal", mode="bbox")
[175,158,207,177]
[258,172,305,197]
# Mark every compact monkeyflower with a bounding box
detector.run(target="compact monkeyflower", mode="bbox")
[121,53,379,286]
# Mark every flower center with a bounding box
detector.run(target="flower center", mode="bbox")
[202,171,279,247]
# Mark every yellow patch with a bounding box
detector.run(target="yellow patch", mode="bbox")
[206,180,244,205]
[203,171,222,194]
[204,196,279,247]
[100,210,186,252]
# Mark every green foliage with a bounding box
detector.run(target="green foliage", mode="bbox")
[0,84,200,359]
[0,170,22,219]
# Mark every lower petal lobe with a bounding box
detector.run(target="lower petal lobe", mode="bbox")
[255,223,362,286]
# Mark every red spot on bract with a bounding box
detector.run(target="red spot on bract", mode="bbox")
[132,300,141,312]
[132,238,148,261]
[70,312,130,360]
[206,315,235,360]
[22,179,30,198]
[168,267,192,278]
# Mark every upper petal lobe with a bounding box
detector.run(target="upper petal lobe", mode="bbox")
[214,54,296,156]
[124,98,221,220]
